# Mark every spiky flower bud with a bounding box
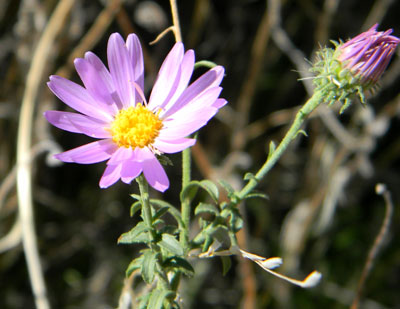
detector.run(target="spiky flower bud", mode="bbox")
[311,24,399,113]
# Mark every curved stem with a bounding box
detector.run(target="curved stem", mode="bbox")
[16,1,75,308]
[237,90,324,200]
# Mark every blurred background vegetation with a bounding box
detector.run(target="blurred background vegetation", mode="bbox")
[0,0,399,308]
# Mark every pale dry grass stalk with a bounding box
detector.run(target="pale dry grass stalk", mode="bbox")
[16,0,75,308]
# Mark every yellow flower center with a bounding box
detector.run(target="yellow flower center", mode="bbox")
[110,104,163,149]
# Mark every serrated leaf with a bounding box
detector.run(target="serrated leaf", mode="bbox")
[148,289,175,309]
[159,234,184,256]
[130,200,142,217]
[150,199,183,226]
[118,222,150,244]
[221,256,232,276]
[267,141,276,160]
[141,250,157,284]
[194,203,219,217]
[126,256,143,277]
[163,256,195,277]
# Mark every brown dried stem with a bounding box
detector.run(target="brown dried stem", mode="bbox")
[351,183,394,309]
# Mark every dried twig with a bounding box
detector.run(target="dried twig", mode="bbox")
[16,0,75,308]
[351,183,394,309]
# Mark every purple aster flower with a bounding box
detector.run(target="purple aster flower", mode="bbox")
[337,23,399,84]
[45,33,226,192]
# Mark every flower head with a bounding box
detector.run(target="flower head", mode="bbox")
[311,24,399,113]
[45,33,226,192]
[337,23,399,84]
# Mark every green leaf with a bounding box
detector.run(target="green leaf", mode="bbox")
[148,289,175,309]
[150,199,183,226]
[130,194,141,201]
[202,235,213,252]
[141,250,157,284]
[153,206,170,221]
[130,200,142,217]
[218,180,235,195]
[267,141,276,160]
[118,222,150,244]
[243,172,257,182]
[194,203,219,217]
[126,255,143,277]
[294,129,308,139]
[181,180,219,203]
[159,225,179,235]
[243,192,269,200]
[198,180,219,202]
[194,60,218,70]
[163,256,195,277]
[205,225,231,248]
[138,293,151,309]
[159,234,184,256]
[158,154,174,166]
[180,182,199,203]
[221,256,232,276]
[230,212,244,232]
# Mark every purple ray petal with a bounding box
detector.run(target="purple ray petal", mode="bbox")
[212,98,228,109]
[45,111,111,138]
[126,34,144,99]
[140,148,169,192]
[48,76,112,122]
[165,87,222,121]
[161,66,224,118]
[120,159,143,184]
[100,163,123,188]
[155,50,195,112]
[74,52,118,115]
[153,137,196,153]
[148,43,184,110]
[107,146,134,165]
[159,108,218,139]
[55,139,117,164]
[108,33,135,108]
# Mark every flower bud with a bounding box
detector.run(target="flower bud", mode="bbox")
[311,24,399,113]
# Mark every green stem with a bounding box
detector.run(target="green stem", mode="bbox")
[136,175,170,289]
[180,147,191,253]
[237,90,324,200]
[136,175,154,236]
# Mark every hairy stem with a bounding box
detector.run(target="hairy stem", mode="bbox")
[237,90,324,200]
[180,148,192,253]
